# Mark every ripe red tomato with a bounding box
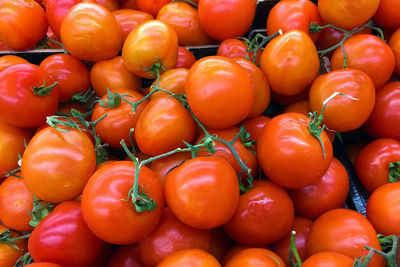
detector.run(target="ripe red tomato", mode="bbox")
[165,157,239,229]
[186,56,253,129]
[198,0,256,41]
[112,9,154,42]
[217,38,262,65]
[0,0,47,50]
[0,55,28,72]
[373,0,400,29]
[388,28,400,77]
[302,252,354,267]
[157,249,220,267]
[28,201,103,267]
[284,99,311,115]
[224,248,285,267]
[0,225,27,267]
[95,0,119,10]
[107,243,145,267]
[176,46,196,69]
[0,63,59,128]
[149,68,188,99]
[25,263,63,267]
[239,115,271,143]
[260,30,319,96]
[136,0,171,17]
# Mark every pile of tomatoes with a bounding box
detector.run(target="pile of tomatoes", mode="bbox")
[1,0,400,266]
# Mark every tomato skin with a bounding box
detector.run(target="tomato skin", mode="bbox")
[157,249,220,267]
[302,252,354,267]
[60,3,122,62]
[25,263,63,267]
[107,243,145,267]
[165,157,239,229]
[198,0,256,41]
[186,56,253,129]
[136,0,171,17]
[257,113,333,189]
[95,0,119,10]
[0,225,27,267]
[225,248,284,267]
[150,68,188,99]
[122,20,178,79]
[239,115,271,142]
[176,46,196,69]
[0,63,59,128]
[45,0,83,38]
[308,69,375,132]
[81,161,164,244]
[307,209,384,267]
[121,0,137,9]
[40,54,90,102]
[0,55,28,72]
[0,0,47,50]
[217,39,262,65]
[288,157,349,219]
[112,9,154,42]
[21,127,96,203]
[28,201,103,267]
[373,0,400,29]
[267,0,321,42]
[260,30,319,96]
[389,28,400,77]
[330,34,395,89]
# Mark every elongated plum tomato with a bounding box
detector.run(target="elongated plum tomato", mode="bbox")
[0,0,47,50]
[21,127,96,203]
[122,20,178,79]
[60,3,122,62]
[186,56,253,129]
[257,113,333,189]
[260,30,319,96]
[0,63,59,128]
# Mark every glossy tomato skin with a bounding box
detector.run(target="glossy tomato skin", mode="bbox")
[107,243,145,267]
[0,55,28,72]
[60,3,122,62]
[239,115,271,143]
[45,0,83,38]
[157,249,221,267]
[28,201,103,267]
[81,161,164,244]
[373,0,400,29]
[267,0,321,42]
[176,46,196,69]
[330,34,395,88]
[95,0,119,10]
[112,9,154,42]
[165,157,239,229]
[0,0,47,50]
[225,248,284,267]
[150,151,192,186]
[136,0,171,17]
[149,68,189,99]
[122,20,178,79]
[0,63,59,128]
[25,263,63,267]
[307,209,384,267]
[198,0,256,41]
[260,30,319,96]
[309,69,375,132]
[0,225,27,267]
[389,28,400,77]
[257,113,333,189]
[302,252,354,267]
[40,54,90,102]
[355,138,400,193]
[21,127,96,203]
[217,39,262,65]
[365,82,400,139]
[186,56,253,129]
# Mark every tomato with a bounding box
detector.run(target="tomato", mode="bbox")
[44,27,63,49]
[25,263,63,267]
[149,68,188,99]
[267,0,321,42]
[224,180,294,246]
[260,30,319,96]
[307,209,384,267]
[150,151,192,186]
[345,141,368,166]
[318,0,380,30]
[330,34,395,88]
[90,56,141,97]
[239,115,271,143]
[271,216,313,266]
[0,40,10,51]
[28,201,103,267]
[0,0,47,50]
[122,20,178,79]
[0,55,28,72]
[40,54,90,102]
[95,0,119,10]
[364,82,400,139]
[225,248,285,267]
[81,161,164,244]
[217,39,262,65]
[373,0,400,29]
[57,102,88,116]
[284,99,311,115]
[165,157,239,229]
[112,9,153,42]
[355,138,400,193]
[139,207,212,266]
[186,56,253,129]
[272,86,310,106]
[60,3,122,62]
[87,242,114,267]
[209,228,234,262]
[176,46,196,69]
[135,97,196,156]
[157,249,220,267]
[232,58,271,118]
[257,113,333,189]
[388,28,400,77]
[198,0,256,41]
[121,0,137,9]
[309,69,375,132]
[21,127,96,203]
[136,0,171,17]
[302,252,354,267]
[0,63,59,128]
[107,243,145,267]
[92,89,148,148]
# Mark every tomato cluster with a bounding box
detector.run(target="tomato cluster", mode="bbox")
[1,0,400,266]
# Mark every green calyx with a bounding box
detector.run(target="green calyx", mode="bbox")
[33,80,59,97]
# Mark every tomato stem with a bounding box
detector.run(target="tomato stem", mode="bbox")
[42,37,69,54]
[171,0,198,8]
[363,235,399,267]
[28,197,54,228]
[389,162,400,183]
[289,231,302,267]
[32,80,59,97]
[13,251,33,267]
[98,89,122,109]
[0,230,30,250]
[71,88,94,103]
[247,30,282,64]
[353,248,375,266]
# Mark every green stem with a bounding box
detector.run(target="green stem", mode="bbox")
[0,230,30,250]
[43,37,68,54]
[28,196,54,228]
[362,235,399,267]
[388,162,400,183]
[247,30,283,64]
[171,0,198,8]
[289,231,302,267]
[33,80,59,97]
[13,251,33,267]
[71,88,94,103]
[98,89,121,108]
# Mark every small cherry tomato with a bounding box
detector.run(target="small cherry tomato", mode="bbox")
[112,9,154,42]
[157,249,220,267]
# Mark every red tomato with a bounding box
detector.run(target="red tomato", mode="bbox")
[307,209,384,267]
[25,263,63,267]
[176,46,196,69]
[209,228,235,262]
[150,151,192,186]
[217,38,262,65]
[288,157,349,219]
[239,115,271,143]
[28,201,103,267]
[0,55,28,72]
[60,3,122,62]
[95,0,119,10]
[198,0,256,41]
[308,69,375,132]
[0,225,27,267]
[107,243,145,267]
[0,63,59,128]
[267,0,321,42]
[284,99,311,115]
[121,0,137,9]
[257,113,333,189]
[149,68,188,99]
[21,127,96,203]
[186,56,253,129]
[165,157,239,229]
[81,161,164,244]
[388,27,400,77]
[0,0,47,50]
[112,9,154,42]
[373,0,400,29]
[225,248,285,267]
[44,27,63,49]
[260,30,319,96]
[136,0,171,17]
[302,252,354,267]
[157,249,220,267]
